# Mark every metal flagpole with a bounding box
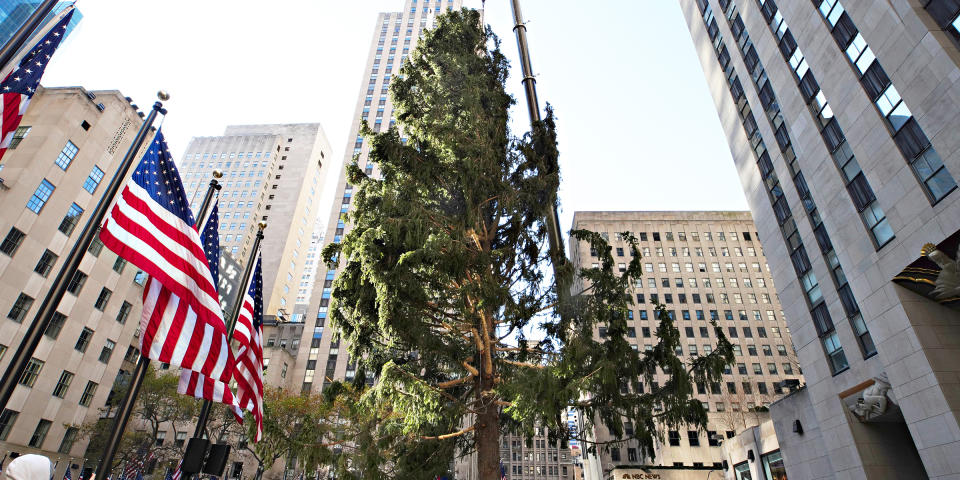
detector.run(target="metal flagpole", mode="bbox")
[184,222,266,465]
[93,167,222,480]
[0,0,57,75]
[508,0,569,292]
[0,91,169,414]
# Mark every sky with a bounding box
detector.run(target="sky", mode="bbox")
[40,0,749,233]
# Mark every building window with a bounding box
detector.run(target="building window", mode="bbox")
[58,426,79,454]
[19,357,43,387]
[94,287,112,311]
[7,293,34,323]
[112,256,127,273]
[761,450,787,480]
[116,301,132,324]
[1,227,25,256]
[83,166,105,193]
[9,126,30,149]
[34,249,58,277]
[45,312,67,339]
[27,179,55,213]
[668,430,680,446]
[66,271,87,295]
[58,203,84,236]
[75,327,94,352]
[687,431,700,446]
[79,381,97,407]
[175,431,187,448]
[55,141,79,169]
[99,339,116,363]
[0,409,18,440]
[29,419,52,448]
[52,371,74,398]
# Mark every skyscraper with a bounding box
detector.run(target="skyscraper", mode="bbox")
[0,86,148,479]
[0,1,82,47]
[570,211,802,480]
[678,0,960,477]
[293,0,462,394]
[177,123,331,319]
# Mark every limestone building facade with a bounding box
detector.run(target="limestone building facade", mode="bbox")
[0,86,150,479]
[677,0,960,477]
[570,211,803,480]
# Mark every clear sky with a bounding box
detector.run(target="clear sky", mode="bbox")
[40,0,749,233]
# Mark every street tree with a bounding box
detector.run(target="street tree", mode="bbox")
[322,9,734,479]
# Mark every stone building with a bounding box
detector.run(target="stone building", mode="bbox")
[570,211,803,480]
[677,0,960,477]
[0,86,150,479]
[177,123,331,320]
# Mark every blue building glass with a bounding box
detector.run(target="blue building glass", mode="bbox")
[0,1,82,50]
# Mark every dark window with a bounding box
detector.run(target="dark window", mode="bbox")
[28,419,51,447]
[66,271,87,295]
[116,301,133,324]
[688,431,700,447]
[45,312,66,339]
[34,249,58,277]
[0,227,25,256]
[0,409,18,440]
[831,12,859,49]
[7,293,34,323]
[94,288,112,311]
[75,327,94,353]
[860,62,891,101]
[668,431,681,446]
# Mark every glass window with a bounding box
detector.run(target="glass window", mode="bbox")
[34,249,58,277]
[762,450,787,480]
[58,203,84,236]
[19,357,44,387]
[75,327,94,352]
[52,371,74,398]
[27,179,55,213]
[55,141,79,170]
[9,126,30,149]
[79,381,97,407]
[0,227,25,256]
[6,293,33,323]
[0,409,18,440]
[83,166,105,193]
[28,419,51,448]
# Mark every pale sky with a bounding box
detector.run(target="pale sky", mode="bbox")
[40,0,749,234]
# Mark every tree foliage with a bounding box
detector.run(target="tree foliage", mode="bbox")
[320,8,734,479]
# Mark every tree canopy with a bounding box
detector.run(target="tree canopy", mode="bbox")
[321,9,734,479]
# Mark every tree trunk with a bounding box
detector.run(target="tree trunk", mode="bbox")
[475,398,500,479]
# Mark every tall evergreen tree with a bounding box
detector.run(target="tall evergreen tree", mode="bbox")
[322,9,734,479]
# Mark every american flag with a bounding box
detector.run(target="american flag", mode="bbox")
[232,256,266,441]
[181,256,266,439]
[0,8,74,163]
[63,468,71,480]
[100,130,234,383]
[170,461,182,480]
[177,204,240,408]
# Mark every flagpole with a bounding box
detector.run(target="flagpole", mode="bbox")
[94,168,223,480]
[508,0,570,297]
[184,222,266,466]
[0,92,168,416]
[0,0,58,75]
[195,171,223,228]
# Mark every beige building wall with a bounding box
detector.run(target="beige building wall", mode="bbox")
[0,86,150,478]
[570,212,803,480]
[677,0,960,478]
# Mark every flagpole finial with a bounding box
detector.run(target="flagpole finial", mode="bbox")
[212,169,223,179]
[258,221,267,231]
[157,90,170,101]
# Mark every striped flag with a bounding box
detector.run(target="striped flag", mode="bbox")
[170,461,182,480]
[100,130,234,383]
[232,257,266,441]
[63,468,71,480]
[180,257,266,440]
[0,8,74,164]
[177,204,240,408]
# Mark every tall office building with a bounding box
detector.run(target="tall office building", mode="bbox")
[0,86,149,479]
[570,211,803,480]
[677,0,960,477]
[0,1,82,47]
[177,124,331,319]
[293,0,462,394]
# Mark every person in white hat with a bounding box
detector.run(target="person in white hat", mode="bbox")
[4,454,52,480]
